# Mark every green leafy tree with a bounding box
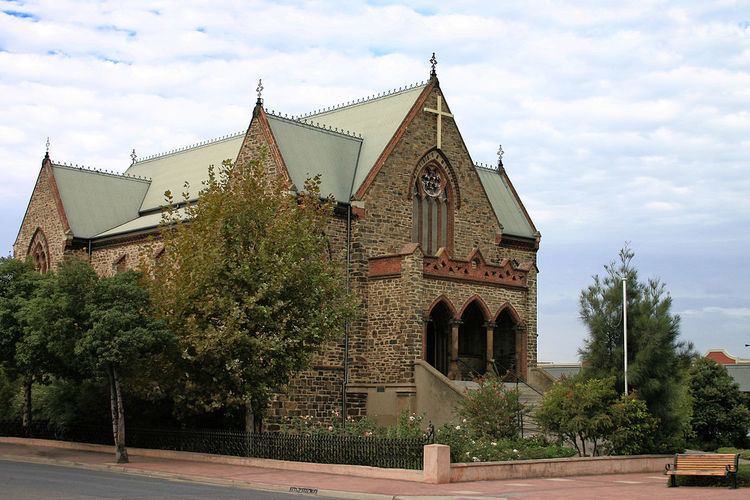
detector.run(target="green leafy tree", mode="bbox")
[455,375,525,441]
[578,245,694,451]
[688,358,750,450]
[0,257,49,429]
[74,269,174,463]
[605,394,658,455]
[147,158,355,431]
[535,375,616,456]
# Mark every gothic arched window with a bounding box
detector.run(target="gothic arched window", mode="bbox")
[412,163,453,255]
[28,228,50,273]
[32,242,49,273]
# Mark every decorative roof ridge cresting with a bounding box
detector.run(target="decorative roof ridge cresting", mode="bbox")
[264,109,364,140]
[51,162,152,182]
[297,80,427,119]
[134,130,246,163]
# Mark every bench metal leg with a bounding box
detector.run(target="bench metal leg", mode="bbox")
[669,475,676,487]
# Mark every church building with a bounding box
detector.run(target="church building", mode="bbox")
[14,59,540,426]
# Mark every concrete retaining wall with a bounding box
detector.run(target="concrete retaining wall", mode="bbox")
[449,453,672,483]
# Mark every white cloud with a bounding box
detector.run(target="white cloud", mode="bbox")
[1,0,748,360]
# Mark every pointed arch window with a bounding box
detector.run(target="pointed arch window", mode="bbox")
[412,163,453,255]
[28,228,50,273]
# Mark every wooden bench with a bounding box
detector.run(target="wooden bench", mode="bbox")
[664,453,739,488]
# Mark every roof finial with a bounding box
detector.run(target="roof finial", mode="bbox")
[130,148,137,165]
[429,52,437,78]
[256,78,264,105]
[497,144,504,169]
[44,136,50,159]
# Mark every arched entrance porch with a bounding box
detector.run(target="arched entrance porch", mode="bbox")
[493,306,526,381]
[424,300,453,377]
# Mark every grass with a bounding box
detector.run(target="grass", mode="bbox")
[716,447,750,460]
[673,463,750,488]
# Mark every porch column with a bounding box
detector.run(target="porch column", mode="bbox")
[484,321,496,375]
[514,324,528,381]
[448,319,462,380]
[421,316,432,361]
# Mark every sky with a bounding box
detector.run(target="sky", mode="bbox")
[1,0,748,362]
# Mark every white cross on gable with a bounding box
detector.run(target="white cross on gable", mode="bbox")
[424,95,453,149]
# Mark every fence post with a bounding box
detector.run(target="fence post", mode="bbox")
[423,444,451,484]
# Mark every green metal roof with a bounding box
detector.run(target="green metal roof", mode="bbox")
[125,132,244,212]
[77,81,534,241]
[305,84,426,197]
[51,164,150,238]
[266,114,362,201]
[475,166,536,239]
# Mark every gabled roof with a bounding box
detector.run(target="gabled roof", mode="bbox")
[124,132,245,212]
[266,114,362,202]
[475,165,537,239]
[56,79,536,242]
[51,164,150,238]
[301,83,427,197]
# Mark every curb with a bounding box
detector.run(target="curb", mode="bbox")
[0,452,398,500]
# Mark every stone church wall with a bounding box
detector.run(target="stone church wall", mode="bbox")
[13,163,70,268]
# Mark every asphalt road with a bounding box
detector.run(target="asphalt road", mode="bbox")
[0,459,338,499]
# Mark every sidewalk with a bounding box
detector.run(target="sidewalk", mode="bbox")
[0,440,745,499]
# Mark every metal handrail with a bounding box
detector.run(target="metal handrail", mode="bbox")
[492,360,544,396]
[456,357,483,380]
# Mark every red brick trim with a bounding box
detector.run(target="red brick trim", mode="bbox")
[45,161,72,235]
[354,81,436,199]
[457,294,492,320]
[424,294,458,320]
[423,248,529,289]
[494,302,525,327]
[409,148,462,209]
[256,109,292,185]
[351,206,366,219]
[368,255,403,279]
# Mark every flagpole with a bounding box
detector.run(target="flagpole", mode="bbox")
[623,277,628,395]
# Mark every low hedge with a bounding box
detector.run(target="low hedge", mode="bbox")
[674,463,750,488]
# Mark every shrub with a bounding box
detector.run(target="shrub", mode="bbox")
[674,463,750,488]
[605,395,658,455]
[688,358,750,450]
[435,423,575,462]
[455,375,525,441]
[534,375,616,456]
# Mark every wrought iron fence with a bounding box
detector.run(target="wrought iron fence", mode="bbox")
[0,420,426,469]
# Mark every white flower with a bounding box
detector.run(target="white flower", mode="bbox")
[455,425,461,430]
[462,418,467,423]
[409,415,415,422]
[472,456,480,462]
[328,426,334,431]
[513,449,519,453]
[491,442,497,446]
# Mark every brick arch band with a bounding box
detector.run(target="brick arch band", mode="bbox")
[410,149,460,255]
[408,148,461,209]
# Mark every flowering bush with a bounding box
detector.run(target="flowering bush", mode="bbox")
[455,375,525,441]
[436,423,576,462]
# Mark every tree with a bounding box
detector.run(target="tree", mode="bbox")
[578,245,694,451]
[535,375,616,456]
[688,358,750,450]
[0,257,48,429]
[74,269,174,463]
[146,158,355,431]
